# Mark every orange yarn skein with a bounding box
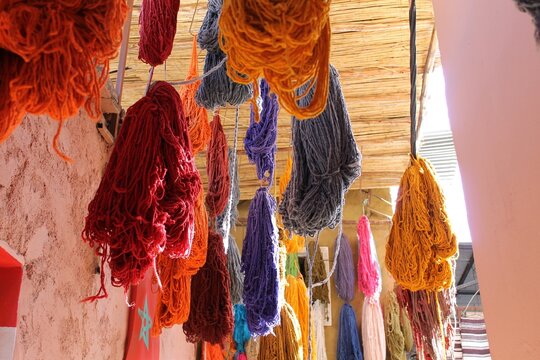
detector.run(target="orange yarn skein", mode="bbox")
[385,155,458,291]
[218,0,331,119]
[0,0,127,159]
[179,35,211,154]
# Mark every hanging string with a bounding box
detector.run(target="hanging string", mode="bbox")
[0,0,127,158]
[337,304,363,360]
[179,35,211,154]
[138,0,179,67]
[384,291,406,360]
[206,113,231,219]
[183,230,234,344]
[409,0,418,157]
[218,0,331,119]
[241,187,280,336]
[195,0,252,109]
[244,79,279,184]
[82,81,201,300]
[334,233,355,303]
[357,215,382,298]
[257,303,303,360]
[279,65,361,237]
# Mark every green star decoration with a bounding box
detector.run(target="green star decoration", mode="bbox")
[138,295,152,349]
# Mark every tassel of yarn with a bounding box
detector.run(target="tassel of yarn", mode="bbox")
[285,275,313,360]
[82,81,201,299]
[357,215,382,298]
[233,304,251,357]
[258,303,303,360]
[227,236,244,304]
[515,0,540,42]
[244,79,278,183]
[337,303,363,360]
[383,291,406,360]
[151,190,208,333]
[312,300,328,360]
[138,0,179,66]
[385,155,458,292]
[183,230,233,344]
[362,297,386,360]
[0,0,127,156]
[242,187,280,336]
[304,241,330,304]
[206,114,231,218]
[205,342,225,360]
[195,0,252,109]
[219,0,331,119]
[334,233,355,303]
[279,65,361,237]
[179,35,211,154]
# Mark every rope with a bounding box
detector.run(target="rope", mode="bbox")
[218,0,331,119]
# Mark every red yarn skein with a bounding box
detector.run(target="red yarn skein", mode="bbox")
[82,81,201,300]
[138,0,180,66]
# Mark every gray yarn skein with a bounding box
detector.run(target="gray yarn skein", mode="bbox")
[279,65,362,237]
[195,0,252,109]
[227,234,244,304]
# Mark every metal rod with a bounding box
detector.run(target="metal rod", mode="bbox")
[115,0,134,106]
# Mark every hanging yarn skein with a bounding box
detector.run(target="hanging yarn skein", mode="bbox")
[233,304,251,358]
[0,0,127,158]
[82,81,201,299]
[400,305,414,353]
[244,79,279,182]
[285,275,313,360]
[195,0,252,109]
[206,113,231,219]
[383,291,406,360]
[257,303,303,360]
[334,233,355,303]
[304,241,330,304]
[279,65,361,237]
[312,300,328,360]
[227,236,244,305]
[357,215,382,298]
[179,35,211,154]
[362,297,386,360]
[152,190,209,333]
[183,230,233,344]
[385,155,458,292]
[241,187,280,336]
[138,0,180,66]
[219,0,331,119]
[337,303,363,360]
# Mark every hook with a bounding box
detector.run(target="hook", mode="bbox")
[362,197,369,216]
[189,0,200,36]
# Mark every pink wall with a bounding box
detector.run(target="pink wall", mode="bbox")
[432,1,540,358]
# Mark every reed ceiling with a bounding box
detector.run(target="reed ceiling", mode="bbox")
[109,0,436,200]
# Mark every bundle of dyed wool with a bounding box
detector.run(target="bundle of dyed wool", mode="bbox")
[515,0,540,41]
[395,287,455,360]
[362,297,386,360]
[244,79,279,183]
[227,236,244,304]
[233,304,251,359]
[216,149,240,248]
[357,215,382,298]
[152,191,208,332]
[246,338,261,360]
[383,291,406,360]
[206,114,231,218]
[83,81,201,299]
[258,303,303,360]
[205,342,225,360]
[0,0,127,158]
[219,0,331,119]
[279,66,361,236]
[334,234,356,302]
[285,275,312,360]
[179,35,211,154]
[337,304,363,360]
[138,0,179,66]
[242,187,280,336]
[312,300,328,360]
[195,0,252,109]
[385,155,458,292]
[400,306,414,353]
[304,242,330,303]
[183,230,233,344]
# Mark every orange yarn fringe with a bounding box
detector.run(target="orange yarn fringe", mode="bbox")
[385,155,458,291]
[218,0,331,119]
[179,35,211,154]
[152,190,209,334]
[0,1,127,159]
[258,303,303,360]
